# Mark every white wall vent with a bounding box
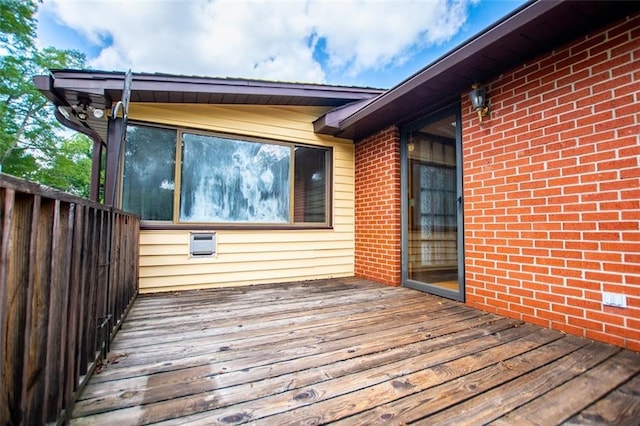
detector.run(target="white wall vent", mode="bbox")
[190,232,216,257]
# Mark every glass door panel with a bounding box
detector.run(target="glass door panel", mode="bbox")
[404,113,463,300]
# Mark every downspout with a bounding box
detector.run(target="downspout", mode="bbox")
[54,108,105,202]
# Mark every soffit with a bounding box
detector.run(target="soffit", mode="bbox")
[334,0,640,140]
[34,71,384,142]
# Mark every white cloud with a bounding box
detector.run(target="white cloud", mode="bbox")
[308,0,472,75]
[39,0,474,84]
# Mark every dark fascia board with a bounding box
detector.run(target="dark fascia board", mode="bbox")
[33,74,101,137]
[335,0,640,139]
[42,70,385,104]
[33,74,68,106]
[313,98,376,135]
[336,0,549,131]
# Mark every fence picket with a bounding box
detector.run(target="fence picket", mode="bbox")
[0,174,139,424]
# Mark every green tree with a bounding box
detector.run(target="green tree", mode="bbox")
[0,0,89,194]
[0,0,36,53]
[36,133,93,197]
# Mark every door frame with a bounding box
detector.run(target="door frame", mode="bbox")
[400,105,465,302]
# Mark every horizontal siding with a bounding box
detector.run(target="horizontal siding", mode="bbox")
[138,242,355,259]
[129,104,342,146]
[128,103,355,293]
[139,264,353,292]
[140,255,352,277]
[140,248,355,267]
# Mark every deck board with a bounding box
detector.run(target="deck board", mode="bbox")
[70,278,640,425]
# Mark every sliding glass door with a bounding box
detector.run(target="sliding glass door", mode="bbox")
[402,110,464,301]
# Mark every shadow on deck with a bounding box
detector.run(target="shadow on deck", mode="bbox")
[70,278,640,425]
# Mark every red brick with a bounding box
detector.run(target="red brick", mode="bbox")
[586,330,625,347]
[585,310,626,326]
[354,126,401,286]
[553,322,586,337]
[455,15,638,350]
[568,315,603,332]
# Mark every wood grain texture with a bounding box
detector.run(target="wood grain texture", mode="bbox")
[563,375,640,426]
[0,175,140,425]
[68,278,640,425]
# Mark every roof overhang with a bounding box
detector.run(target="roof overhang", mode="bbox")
[321,0,640,140]
[34,70,384,142]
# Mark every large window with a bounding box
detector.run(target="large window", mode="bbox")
[121,124,331,227]
[122,126,176,221]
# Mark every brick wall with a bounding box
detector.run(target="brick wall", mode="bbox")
[354,126,402,286]
[463,14,640,350]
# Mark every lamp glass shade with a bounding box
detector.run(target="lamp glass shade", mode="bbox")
[469,87,486,110]
[92,108,105,119]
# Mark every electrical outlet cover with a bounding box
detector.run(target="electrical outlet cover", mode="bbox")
[602,292,627,308]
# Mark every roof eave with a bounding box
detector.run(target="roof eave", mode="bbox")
[43,70,385,104]
[330,0,640,140]
[313,98,376,138]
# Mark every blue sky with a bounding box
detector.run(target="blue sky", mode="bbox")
[36,0,528,89]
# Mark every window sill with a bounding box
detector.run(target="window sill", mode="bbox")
[140,221,334,231]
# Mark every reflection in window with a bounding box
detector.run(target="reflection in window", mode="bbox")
[120,124,331,226]
[294,147,327,223]
[122,125,176,220]
[179,133,290,223]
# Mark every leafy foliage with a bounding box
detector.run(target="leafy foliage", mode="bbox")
[0,0,91,196]
[35,133,93,197]
[0,0,36,53]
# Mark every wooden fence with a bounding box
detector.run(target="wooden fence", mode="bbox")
[0,174,140,424]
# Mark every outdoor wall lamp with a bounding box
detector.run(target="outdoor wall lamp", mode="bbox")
[469,84,489,124]
[75,108,88,121]
[74,97,91,121]
[73,97,105,121]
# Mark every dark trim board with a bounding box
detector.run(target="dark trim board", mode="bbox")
[69,278,640,425]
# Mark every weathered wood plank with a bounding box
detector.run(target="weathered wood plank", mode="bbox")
[490,350,640,425]
[79,317,518,404]
[87,305,483,383]
[113,293,457,343]
[44,200,73,421]
[0,189,33,425]
[127,278,381,309]
[121,289,419,328]
[23,197,55,425]
[67,280,640,426]
[0,188,10,423]
[114,291,433,341]
[564,374,640,425]
[121,285,423,324]
[74,317,518,416]
[1,175,140,425]
[116,293,427,339]
[250,328,573,426]
[80,208,99,373]
[95,210,109,356]
[110,297,456,355]
[71,321,535,424]
[64,204,84,408]
[417,341,621,425]
[332,334,587,426]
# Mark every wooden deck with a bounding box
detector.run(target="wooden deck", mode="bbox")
[70,278,640,425]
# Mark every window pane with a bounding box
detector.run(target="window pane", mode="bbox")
[294,147,327,223]
[122,125,176,220]
[180,133,290,223]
